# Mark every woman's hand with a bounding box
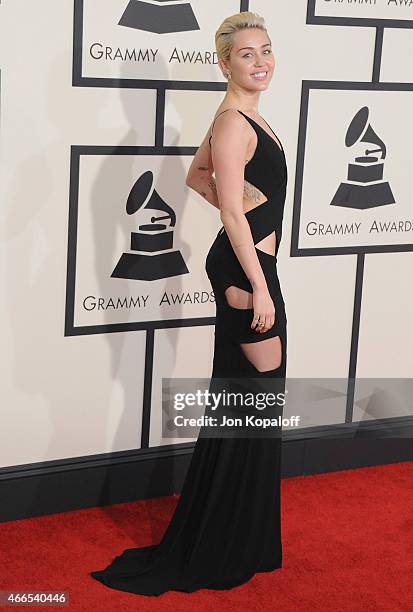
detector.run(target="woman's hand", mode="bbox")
[251,287,276,333]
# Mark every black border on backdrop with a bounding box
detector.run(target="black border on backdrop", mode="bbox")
[65,145,216,337]
[72,0,247,89]
[291,80,413,258]
[307,0,413,29]
[292,79,413,425]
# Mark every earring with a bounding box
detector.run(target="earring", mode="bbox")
[227,72,232,80]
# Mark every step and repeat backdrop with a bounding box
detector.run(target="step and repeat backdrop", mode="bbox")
[1,0,412,468]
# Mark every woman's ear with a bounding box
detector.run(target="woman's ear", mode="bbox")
[218,60,228,78]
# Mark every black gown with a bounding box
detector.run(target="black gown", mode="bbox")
[90,108,288,595]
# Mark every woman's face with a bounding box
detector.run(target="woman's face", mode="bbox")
[224,27,275,91]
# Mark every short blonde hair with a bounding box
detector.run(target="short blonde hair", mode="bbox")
[215,11,267,62]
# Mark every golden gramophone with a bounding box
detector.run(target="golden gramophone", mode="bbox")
[330,106,395,210]
[111,170,189,281]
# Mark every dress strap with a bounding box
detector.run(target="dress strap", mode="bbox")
[208,108,239,145]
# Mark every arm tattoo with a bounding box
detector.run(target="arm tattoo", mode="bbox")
[207,176,217,196]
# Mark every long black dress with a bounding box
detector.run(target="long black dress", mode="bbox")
[90,108,288,595]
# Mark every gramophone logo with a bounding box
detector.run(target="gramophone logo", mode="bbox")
[111,170,189,281]
[330,106,395,211]
[118,0,200,34]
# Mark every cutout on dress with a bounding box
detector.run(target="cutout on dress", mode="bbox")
[240,335,282,373]
[224,286,253,310]
[255,230,276,257]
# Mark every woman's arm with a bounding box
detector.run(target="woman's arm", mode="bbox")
[186,132,220,209]
[186,109,275,332]
[210,110,275,332]
[186,126,265,210]
[208,109,268,292]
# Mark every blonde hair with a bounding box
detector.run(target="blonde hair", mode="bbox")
[215,11,267,62]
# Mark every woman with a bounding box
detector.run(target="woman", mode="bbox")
[90,11,288,595]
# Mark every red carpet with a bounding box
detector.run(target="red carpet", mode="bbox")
[1,461,412,611]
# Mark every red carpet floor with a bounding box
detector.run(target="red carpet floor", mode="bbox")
[1,461,412,611]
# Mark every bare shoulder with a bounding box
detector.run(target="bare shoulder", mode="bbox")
[210,107,244,135]
[209,108,251,149]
